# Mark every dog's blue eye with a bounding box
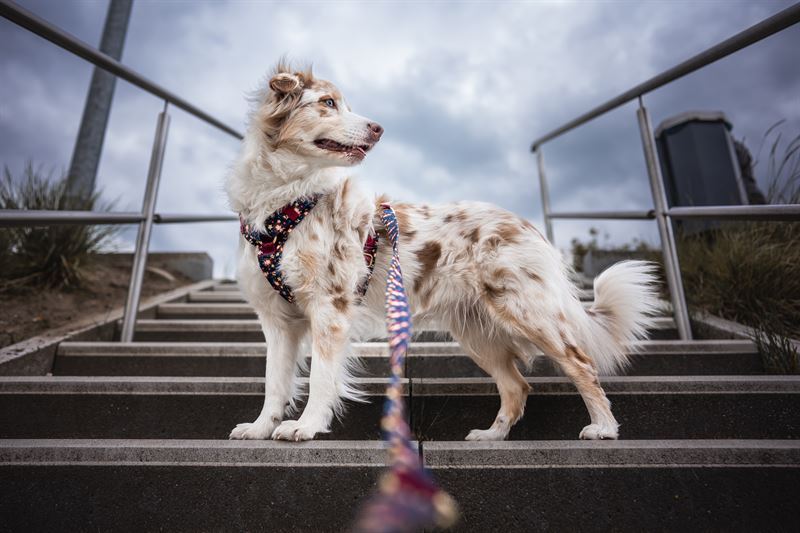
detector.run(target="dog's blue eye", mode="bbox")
[323,99,335,108]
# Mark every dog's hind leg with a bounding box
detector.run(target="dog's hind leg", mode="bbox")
[548,334,620,440]
[491,306,619,440]
[480,289,620,440]
[452,329,531,441]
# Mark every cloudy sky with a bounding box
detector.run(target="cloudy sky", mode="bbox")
[1,0,798,277]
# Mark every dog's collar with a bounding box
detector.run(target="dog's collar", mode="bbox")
[240,195,378,304]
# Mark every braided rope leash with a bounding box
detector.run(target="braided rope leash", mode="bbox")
[353,204,458,533]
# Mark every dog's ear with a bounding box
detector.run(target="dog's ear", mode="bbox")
[269,73,302,96]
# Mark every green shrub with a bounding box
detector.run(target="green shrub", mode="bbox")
[0,163,118,290]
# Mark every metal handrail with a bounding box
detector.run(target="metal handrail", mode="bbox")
[667,204,800,221]
[0,0,243,140]
[0,210,237,226]
[1,0,245,341]
[0,210,146,226]
[531,5,800,341]
[155,213,238,224]
[549,210,655,220]
[530,3,800,150]
[546,205,800,223]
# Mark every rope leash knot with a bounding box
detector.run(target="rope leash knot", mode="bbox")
[352,204,458,533]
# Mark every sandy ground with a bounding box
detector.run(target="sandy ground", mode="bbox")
[0,255,194,349]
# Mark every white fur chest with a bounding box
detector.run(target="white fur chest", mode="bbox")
[235,182,375,320]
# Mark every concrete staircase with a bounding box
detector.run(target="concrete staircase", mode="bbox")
[1,280,797,531]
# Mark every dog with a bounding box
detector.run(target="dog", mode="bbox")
[226,62,659,442]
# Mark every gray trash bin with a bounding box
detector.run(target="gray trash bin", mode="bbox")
[655,111,748,233]
[655,111,748,206]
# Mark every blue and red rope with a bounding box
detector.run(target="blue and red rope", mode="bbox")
[352,204,457,532]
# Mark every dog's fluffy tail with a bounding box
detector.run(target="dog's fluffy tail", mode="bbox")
[572,260,661,375]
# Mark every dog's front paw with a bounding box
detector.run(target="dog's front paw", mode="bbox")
[579,423,619,440]
[465,427,508,441]
[229,421,275,440]
[271,419,328,441]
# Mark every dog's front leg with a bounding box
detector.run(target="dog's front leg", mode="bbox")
[229,318,304,440]
[272,303,350,441]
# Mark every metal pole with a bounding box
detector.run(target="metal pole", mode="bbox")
[120,103,170,342]
[667,204,800,221]
[636,97,692,340]
[549,210,655,220]
[535,147,554,243]
[66,0,133,200]
[0,210,144,226]
[154,213,238,224]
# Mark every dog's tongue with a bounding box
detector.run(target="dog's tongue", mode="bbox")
[353,146,366,157]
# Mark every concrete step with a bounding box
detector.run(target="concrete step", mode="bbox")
[131,321,493,342]
[0,439,386,531]
[1,376,796,441]
[411,376,800,441]
[189,288,597,303]
[0,377,402,440]
[425,440,800,531]
[131,317,679,342]
[6,276,795,531]
[407,340,763,377]
[54,340,763,377]
[158,300,655,319]
[0,439,796,531]
[158,303,260,319]
[210,282,240,291]
[188,290,248,303]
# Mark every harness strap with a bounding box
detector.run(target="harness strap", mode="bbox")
[240,194,378,303]
[357,232,379,298]
[353,203,457,532]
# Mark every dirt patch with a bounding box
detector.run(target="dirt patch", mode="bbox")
[0,254,194,349]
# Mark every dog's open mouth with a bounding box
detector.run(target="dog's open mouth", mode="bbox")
[314,139,373,159]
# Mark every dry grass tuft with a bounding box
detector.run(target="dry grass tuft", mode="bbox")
[678,221,800,338]
[0,164,119,291]
[753,325,799,374]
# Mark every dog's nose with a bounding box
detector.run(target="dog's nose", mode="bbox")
[367,122,384,141]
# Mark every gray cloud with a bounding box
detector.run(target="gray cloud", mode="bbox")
[1,0,798,276]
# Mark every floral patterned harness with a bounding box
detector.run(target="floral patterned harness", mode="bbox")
[239,194,379,303]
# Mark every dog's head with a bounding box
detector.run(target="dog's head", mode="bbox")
[252,62,383,168]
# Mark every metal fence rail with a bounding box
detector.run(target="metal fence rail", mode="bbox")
[1,0,243,341]
[0,210,147,226]
[531,3,800,341]
[0,210,237,226]
[548,210,655,220]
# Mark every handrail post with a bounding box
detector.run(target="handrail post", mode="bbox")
[636,97,692,340]
[120,102,170,342]
[535,147,555,243]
